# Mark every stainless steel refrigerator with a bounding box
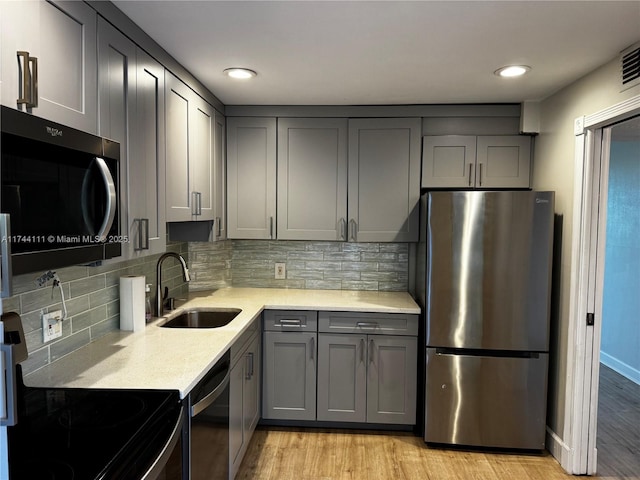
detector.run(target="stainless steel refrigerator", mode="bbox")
[416,190,554,450]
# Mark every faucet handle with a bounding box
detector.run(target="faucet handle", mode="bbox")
[164,296,175,311]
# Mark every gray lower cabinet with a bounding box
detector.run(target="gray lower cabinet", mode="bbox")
[262,310,318,421]
[317,322,418,425]
[229,323,261,479]
[262,310,418,427]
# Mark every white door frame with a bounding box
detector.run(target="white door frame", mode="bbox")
[565,94,640,474]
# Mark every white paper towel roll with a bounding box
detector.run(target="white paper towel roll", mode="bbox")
[120,275,146,332]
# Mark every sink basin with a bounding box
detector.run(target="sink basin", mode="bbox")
[160,308,242,328]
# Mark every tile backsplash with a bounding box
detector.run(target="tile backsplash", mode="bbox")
[5,243,189,375]
[9,239,409,376]
[189,240,409,292]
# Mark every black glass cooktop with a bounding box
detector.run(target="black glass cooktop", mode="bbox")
[8,384,181,480]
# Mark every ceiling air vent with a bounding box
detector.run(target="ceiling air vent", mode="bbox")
[620,43,640,92]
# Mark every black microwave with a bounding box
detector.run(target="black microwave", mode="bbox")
[1,106,121,275]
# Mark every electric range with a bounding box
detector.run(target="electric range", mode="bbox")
[8,381,182,480]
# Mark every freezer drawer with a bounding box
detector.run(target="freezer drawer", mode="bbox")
[424,348,548,449]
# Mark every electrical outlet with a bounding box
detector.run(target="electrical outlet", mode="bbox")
[274,262,286,279]
[42,310,63,342]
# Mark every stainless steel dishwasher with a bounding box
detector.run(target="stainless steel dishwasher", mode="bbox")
[187,350,231,480]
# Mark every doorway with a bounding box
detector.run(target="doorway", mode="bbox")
[596,115,640,477]
[565,95,640,476]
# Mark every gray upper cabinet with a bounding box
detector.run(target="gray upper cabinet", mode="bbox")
[227,117,277,239]
[421,135,477,188]
[277,118,348,241]
[166,72,215,222]
[97,18,166,259]
[213,113,227,240]
[347,118,422,242]
[422,135,531,189]
[476,135,532,188]
[1,0,97,133]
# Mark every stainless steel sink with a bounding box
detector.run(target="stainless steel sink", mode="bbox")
[160,308,242,328]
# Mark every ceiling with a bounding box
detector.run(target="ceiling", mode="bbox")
[113,1,640,106]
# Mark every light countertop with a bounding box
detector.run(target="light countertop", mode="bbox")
[24,287,420,398]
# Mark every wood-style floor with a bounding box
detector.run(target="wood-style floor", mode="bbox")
[236,427,572,480]
[236,366,639,479]
[596,364,640,479]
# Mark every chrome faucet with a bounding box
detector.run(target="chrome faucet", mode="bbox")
[155,252,191,317]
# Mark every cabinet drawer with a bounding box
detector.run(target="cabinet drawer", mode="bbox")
[318,311,418,336]
[263,310,318,332]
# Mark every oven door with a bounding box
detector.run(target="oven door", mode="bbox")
[141,405,185,480]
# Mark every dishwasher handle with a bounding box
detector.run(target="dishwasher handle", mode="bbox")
[191,367,231,417]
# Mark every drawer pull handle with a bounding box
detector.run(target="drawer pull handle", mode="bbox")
[278,319,302,327]
[356,322,378,329]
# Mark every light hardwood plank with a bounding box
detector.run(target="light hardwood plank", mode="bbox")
[236,427,574,480]
[237,367,639,480]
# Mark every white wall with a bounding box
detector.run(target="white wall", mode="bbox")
[535,54,640,460]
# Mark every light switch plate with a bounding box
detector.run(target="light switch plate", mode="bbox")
[42,310,63,342]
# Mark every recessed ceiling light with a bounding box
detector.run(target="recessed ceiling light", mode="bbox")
[494,65,531,78]
[223,68,257,79]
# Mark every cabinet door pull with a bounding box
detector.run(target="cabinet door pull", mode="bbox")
[349,219,357,242]
[369,338,374,364]
[134,218,150,251]
[30,55,38,108]
[338,218,346,241]
[359,338,365,364]
[310,336,315,361]
[17,51,37,108]
[468,163,473,187]
[245,352,254,380]
[196,192,202,215]
[478,163,483,186]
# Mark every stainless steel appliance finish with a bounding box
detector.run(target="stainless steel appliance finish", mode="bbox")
[1,106,121,275]
[188,350,231,480]
[417,190,554,450]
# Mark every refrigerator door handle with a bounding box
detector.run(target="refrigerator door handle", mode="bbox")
[434,347,540,359]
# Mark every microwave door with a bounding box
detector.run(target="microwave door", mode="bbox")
[81,157,117,241]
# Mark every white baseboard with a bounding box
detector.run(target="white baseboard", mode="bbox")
[600,352,640,385]
[546,426,575,474]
